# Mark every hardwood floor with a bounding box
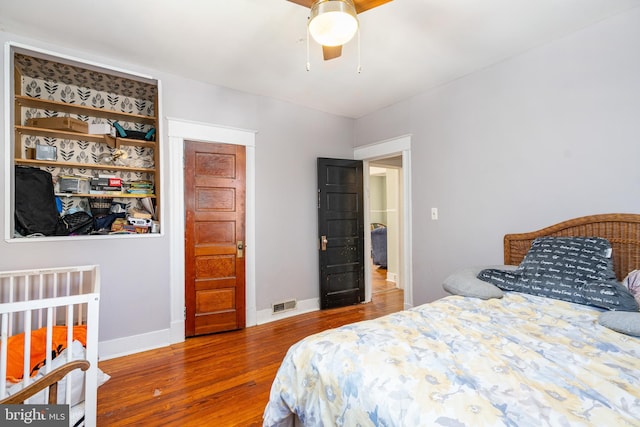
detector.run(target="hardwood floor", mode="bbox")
[371,263,397,294]
[97,284,403,426]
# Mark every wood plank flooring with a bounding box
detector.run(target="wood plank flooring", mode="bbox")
[97,283,403,426]
[371,264,396,293]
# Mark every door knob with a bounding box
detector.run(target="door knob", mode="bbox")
[237,240,244,258]
[321,235,328,251]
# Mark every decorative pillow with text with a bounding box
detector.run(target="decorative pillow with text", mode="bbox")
[478,237,639,311]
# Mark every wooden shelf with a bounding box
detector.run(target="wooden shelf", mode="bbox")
[55,193,156,199]
[17,125,110,144]
[15,95,157,125]
[15,158,155,174]
[15,126,155,149]
[115,137,155,149]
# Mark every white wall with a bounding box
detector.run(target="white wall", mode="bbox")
[369,175,387,225]
[252,98,354,309]
[0,31,353,357]
[355,7,640,305]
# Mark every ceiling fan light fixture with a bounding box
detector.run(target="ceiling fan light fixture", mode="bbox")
[308,0,359,47]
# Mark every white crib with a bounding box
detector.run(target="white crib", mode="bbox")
[0,265,100,427]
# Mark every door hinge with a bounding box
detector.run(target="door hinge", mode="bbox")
[317,189,321,208]
[184,306,186,320]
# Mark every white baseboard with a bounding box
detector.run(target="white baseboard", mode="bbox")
[386,272,398,283]
[256,297,319,325]
[169,319,186,345]
[98,328,172,361]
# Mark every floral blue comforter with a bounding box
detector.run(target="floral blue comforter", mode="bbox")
[263,293,640,427]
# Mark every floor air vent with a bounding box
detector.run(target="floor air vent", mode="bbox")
[272,299,297,314]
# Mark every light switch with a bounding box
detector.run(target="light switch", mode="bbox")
[431,208,438,220]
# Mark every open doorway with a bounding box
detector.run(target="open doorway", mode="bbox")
[369,158,402,296]
[354,135,413,310]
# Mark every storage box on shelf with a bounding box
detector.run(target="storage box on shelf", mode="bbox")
[10,49,160,237]
[26,116,89,133]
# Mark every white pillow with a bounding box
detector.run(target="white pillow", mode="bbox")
[598,311,640,337]
[6,340,110,406]
[443,265,517,300]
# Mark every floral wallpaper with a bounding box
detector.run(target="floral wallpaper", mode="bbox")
[15,53,157,102]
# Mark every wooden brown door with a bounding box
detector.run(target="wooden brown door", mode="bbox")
[317,158,365,309]
[185,141,246,337]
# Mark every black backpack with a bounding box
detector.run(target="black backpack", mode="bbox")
[14,166,67,236]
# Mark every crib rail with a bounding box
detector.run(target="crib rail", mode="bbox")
[0,265,100,426]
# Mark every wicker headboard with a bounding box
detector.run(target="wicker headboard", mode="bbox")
[504,213,640,281]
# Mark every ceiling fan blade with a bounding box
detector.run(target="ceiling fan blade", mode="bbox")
[354,0,393,14]
[286,0,314,8]
[287,0,393,14]
[323,45,343,60]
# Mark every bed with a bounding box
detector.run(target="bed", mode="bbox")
[263,214,640,427]
[0,265,103,427]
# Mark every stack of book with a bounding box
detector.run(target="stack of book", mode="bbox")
[125,180,154,195]
[90,175,123,194]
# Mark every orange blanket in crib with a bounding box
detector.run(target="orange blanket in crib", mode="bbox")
[4,325,87,383]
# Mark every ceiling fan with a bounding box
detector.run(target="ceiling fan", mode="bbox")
[288,0,393,61]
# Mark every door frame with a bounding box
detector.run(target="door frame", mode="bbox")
[167,118,256,343]
[354,134,413,309]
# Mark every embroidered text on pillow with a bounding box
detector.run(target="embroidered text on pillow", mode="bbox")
[478,237,639,311]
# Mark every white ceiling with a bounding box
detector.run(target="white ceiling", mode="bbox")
[1,0,639,118]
